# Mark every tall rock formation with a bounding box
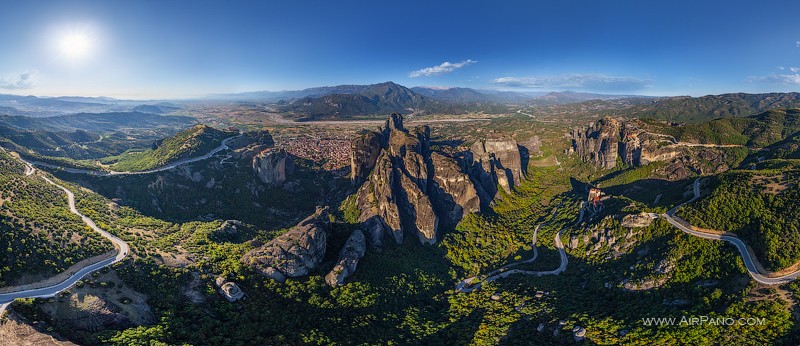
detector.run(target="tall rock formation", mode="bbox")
[570,117,621,170]
[242,207,330,282]
[325,229,367,286]
[355,152,403,245]
[470,138,525,194]
[569,117,728,180]
[398,173,438,244]
[252,149,295,186]
[350,131,382,184]
[349,113,524,246]
[429,152,481,225]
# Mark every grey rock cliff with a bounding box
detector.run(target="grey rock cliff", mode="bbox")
[350,114,522,245]
[470,138,525,194]
[355,152,403,244]
[399,173,438,245]
[252,149,295,186]
[350,131,383,184]
[430,152,481,224]
[570,116,621,170]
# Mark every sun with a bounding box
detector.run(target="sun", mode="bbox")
[60,31,92,60]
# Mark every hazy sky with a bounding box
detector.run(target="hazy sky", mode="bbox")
[1,0,800,99]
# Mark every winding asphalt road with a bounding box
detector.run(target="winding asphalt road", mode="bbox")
[455,203,585,293]
[0,136,235,316]
[664,178,800,285]
[0,157,130,315]
[29,135,240,176]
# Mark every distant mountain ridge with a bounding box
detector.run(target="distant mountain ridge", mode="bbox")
[616,92,800,122]
[531,90,646,105]
[0,111,195,132]
[286,82,436,119]
[411,87,538,103]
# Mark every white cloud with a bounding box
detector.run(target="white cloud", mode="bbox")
[409,60,476,78]
[0,70,39,90]
[492,73,652,91]
[747,67,800,84]
[796,40,800,48]
[748,74,800,84]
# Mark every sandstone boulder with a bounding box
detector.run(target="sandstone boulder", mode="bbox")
[325,229,367,286]
[242,207,330,280]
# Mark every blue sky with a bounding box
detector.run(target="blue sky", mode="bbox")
[1,0,799,99]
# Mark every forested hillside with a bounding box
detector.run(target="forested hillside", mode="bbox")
[678,164,800,271]
[0,150,112,287]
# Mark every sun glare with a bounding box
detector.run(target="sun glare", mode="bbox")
[60,31,92,60]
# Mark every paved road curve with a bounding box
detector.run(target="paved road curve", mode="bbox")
[0,155,130,311]
[455,203,585,293]
[29,135,240,176]
[0,133,241,315]
[663,178,800,285]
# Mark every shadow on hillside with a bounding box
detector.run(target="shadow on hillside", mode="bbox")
[601,178,694,209]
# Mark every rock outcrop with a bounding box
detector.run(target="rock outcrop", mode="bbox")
[357,152,404,244]
[350,131,382,183]
[399,173,438,244]
[349,113,520,246]
[347,114,527,245]
[569,117,733,179]
[621,213,656,228]
[470,138,525,194]
[570,117,621,170]
[325,229,367,286]
[242,207,330,281]
[252,149,295,186]
[429,152,480,224]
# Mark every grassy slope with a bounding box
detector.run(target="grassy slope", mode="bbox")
[105,125,233,171]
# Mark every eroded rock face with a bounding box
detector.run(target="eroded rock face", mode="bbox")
[349,113,520,245]
[569,117,739,180]
[350,131,383,184]
[470,138,525,194]
[242,207,330,280]
[571,117,621,170]
[325,229,367,286]
[621,213,656,228]
[399,173,438,244]
[430,152,480,224]
[252,149,295,186]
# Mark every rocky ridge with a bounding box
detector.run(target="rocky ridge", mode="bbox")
[569,116,741,179]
